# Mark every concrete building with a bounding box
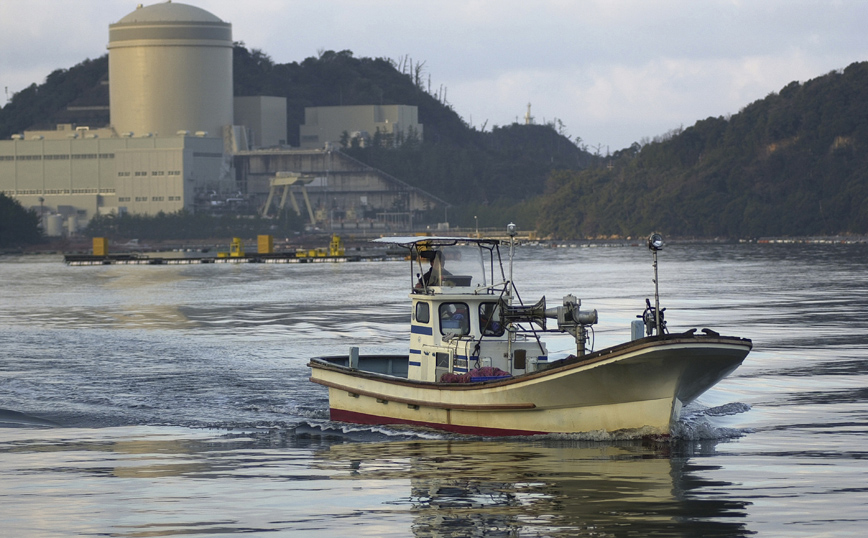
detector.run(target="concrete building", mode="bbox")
[0,125,228,228]
[299,105,423,149]
[236,148,447,229]
[235,97,287,148]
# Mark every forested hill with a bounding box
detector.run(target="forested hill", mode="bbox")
[0,56,109,137]
[0,46,593,210]
[538,62,868,239]
[233,47,595,204]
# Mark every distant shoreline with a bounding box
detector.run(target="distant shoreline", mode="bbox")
[5,234,868,258]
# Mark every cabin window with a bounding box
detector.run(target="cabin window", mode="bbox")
[415,302,430,324]
[439,302,470,336]
[479,302,505,336]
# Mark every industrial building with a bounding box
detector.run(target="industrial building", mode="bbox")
[0,1,443,236]
[299,105,423,149]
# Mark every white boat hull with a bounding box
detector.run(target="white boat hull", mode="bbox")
[309,334,752,436]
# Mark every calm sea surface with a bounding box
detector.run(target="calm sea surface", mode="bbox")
[2,242,867,537]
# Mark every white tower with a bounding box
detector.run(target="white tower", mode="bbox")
[108,2,233,138]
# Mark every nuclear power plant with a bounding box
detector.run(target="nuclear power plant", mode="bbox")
[0,1,441,236]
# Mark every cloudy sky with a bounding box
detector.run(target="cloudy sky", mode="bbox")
[1,0,866,150]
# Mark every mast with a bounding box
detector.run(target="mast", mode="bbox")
[507,223,516,306]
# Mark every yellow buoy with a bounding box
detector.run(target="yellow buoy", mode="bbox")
[329,235,345,257]
[230,237,244,257]
[257,235,274,254]
[93,237,108,256]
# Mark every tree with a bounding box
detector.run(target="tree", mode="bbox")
[83,210,305,241]
[0,194,44,248]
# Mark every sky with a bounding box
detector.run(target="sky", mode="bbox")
[1,0,867,151]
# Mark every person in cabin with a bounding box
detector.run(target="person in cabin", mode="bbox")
[417,250,452,288]
[479,302,504,336]
[440,302,470,334]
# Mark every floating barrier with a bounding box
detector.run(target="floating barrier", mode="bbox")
[64,234,398,266]
[62,253,402,266]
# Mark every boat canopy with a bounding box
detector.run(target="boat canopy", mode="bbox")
[374,236,506,295]
[372,236,500,248]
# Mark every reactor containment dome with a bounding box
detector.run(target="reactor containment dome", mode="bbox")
[108,1,234,138]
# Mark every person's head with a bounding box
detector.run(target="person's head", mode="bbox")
[421,250,443,267]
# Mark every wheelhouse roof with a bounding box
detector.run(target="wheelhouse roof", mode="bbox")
[372,236,500,248]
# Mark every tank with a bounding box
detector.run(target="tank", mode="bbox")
[45,214,64,237]
[108,2,233,138]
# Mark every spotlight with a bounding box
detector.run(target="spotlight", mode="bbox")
[648,233,664,251]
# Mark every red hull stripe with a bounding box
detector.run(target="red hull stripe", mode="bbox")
[330,408,545,437]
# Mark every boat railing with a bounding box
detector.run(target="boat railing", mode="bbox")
[472,280,510,294]
[411,282,510,296]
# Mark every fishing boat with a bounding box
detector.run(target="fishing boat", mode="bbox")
[308,227,752,436]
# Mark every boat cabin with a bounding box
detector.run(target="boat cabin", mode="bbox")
[409,292,548,382]
[374,236,550,382]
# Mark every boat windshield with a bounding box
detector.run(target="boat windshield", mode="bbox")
[372,237,505,294]
[415,244,499,291]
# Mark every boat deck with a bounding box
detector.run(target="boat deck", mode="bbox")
[317,354,410,378]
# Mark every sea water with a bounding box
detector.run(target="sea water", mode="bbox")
[1,242,867,537]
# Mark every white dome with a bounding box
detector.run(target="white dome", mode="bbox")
[108,1,233,138]
[115,2,224,24]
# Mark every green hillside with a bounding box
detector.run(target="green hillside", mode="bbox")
[233,47,594,207]
[5,47,865,239]
[538,62,868,239]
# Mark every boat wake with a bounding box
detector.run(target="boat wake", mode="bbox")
[292,420,449,442]
[671,402,753,441]
[696,402,752,417]
[0,408,61,428]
